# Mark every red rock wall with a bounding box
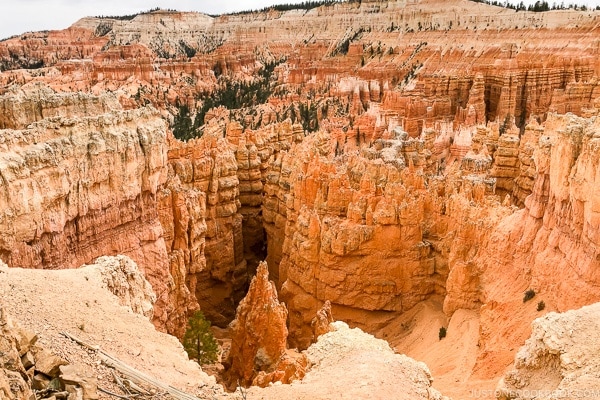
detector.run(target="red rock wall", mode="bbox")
[165,125,246,327]
[0,88,183,333]
[468,113,600,378]
[264,130,450,347]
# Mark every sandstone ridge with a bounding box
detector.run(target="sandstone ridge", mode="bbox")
[497,302,600,400]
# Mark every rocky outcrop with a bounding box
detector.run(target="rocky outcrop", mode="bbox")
[512,121,544,205]
[0,307,36,400]
[0,84,121,130]
[0,87,179,330]
[311,300,334,343]
[267,126,504,348]
[157,150,206,335]
[228,119,302,280]
[467,113,600,379]
[497,303,600,399]
[0,302,98,400]
[274,129,434,347]
[0,85,270,336]
[0,86,216,338]
[490,133,521,194]
[165,123,245,327]
[228,121,266,274]
[0,28,107,71]
[79,255,156,319]
[249,321,449,400]
[227,261,306,387]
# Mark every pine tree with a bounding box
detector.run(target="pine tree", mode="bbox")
[182,311,219,365]
[172,104,194,141]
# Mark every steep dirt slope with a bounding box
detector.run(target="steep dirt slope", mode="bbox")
[497,303,600,399]
[0,258,224,399]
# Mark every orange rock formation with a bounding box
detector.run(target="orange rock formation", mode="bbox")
[226,261,306,387]
[311,300,335,342]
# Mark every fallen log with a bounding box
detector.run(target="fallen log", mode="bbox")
[60,332,209,400]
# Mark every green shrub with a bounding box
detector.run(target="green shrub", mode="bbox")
[439,326,447,340]
[537,301,545,311]
[182,311,219,365]
[523,289,536,303]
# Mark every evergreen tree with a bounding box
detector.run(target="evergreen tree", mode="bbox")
[172,104,194,141]
[182,311,219,365]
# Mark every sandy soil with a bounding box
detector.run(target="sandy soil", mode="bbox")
[374,299,501,400]
[0,263,225,400]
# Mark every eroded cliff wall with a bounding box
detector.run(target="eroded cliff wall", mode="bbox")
[466,113,600,378]
[0,86,202,335]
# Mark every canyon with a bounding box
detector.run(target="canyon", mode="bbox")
[1,0,600,398]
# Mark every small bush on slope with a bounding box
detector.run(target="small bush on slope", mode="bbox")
[182,311,219,365]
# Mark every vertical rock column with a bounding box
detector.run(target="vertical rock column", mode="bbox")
[166,127,246,327]
[490,133,521,196]
[226,261,305,388]
[512,121,543,205]
[226,261,287,386]
[228,122,266,275]
[157,171,207,337]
